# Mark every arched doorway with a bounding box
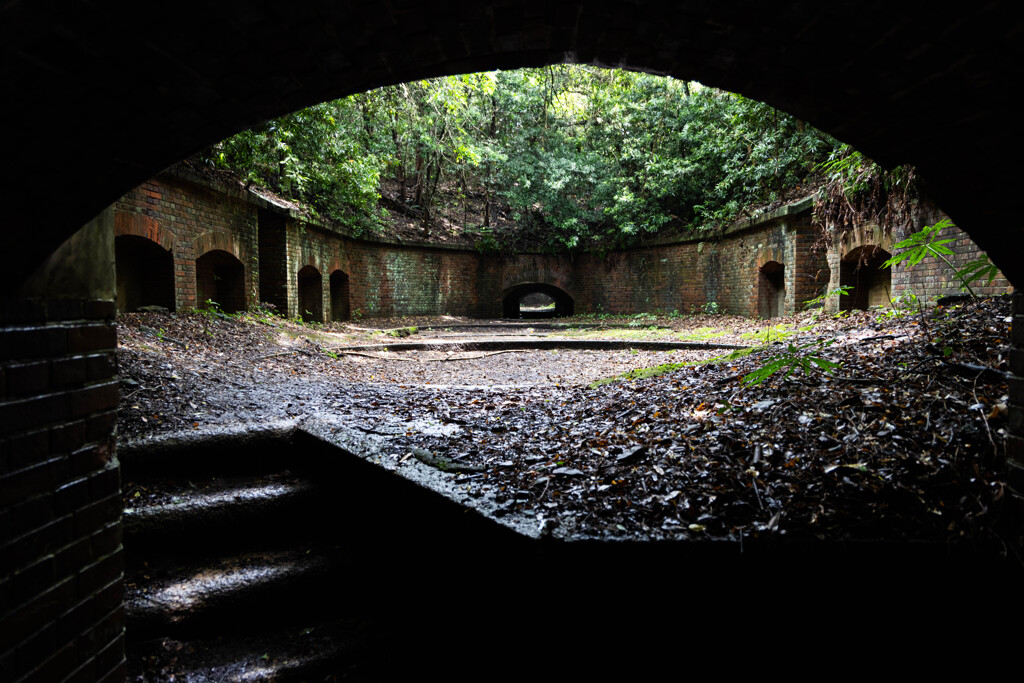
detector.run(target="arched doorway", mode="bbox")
[196,249,246,313]
[502,283,574,318]
[115,235,175,313]
[758,261,786,318]
[330,270,351,322]
[840,246,892,311]
[298,265,323,323]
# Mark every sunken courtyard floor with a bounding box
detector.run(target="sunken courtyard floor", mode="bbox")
[117,301,1022,679]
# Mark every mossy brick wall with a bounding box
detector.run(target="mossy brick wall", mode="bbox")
[113,175,259,312]
[112,173,1007,323]
[893,202,1012,301]
[282,218,497,321]
[568,214,829,316]
[0,212,125,681]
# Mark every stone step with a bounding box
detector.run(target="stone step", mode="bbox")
[125,548,352,640]
[118,420,304,481]
[126,620,370,682]
[123,471,323,553]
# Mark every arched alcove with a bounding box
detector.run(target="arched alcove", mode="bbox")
[115,235,175,313]
[330,270,351,322]
[298,265,323,323]
[502,283,574,318]
[758,261,786,318]
[196,249,246,313]
[840,246,892,311]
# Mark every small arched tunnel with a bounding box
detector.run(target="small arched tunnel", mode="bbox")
[840,246,892,311]
[758,261,786,318]
[298,265,323,323]
[330,270,351,322]
[196,250,246,313]
[503,283,574,319]
[115,235,175,313]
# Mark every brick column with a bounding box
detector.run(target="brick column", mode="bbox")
[0,210,125,682]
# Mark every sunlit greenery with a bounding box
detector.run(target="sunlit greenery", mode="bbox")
[205,65,845,251]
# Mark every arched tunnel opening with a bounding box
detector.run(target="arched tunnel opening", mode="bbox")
[840,245,892,311]
[757,261,786,318]
[115,235,175,313]
[502,283,575,318]
[298,265,324,323]
[330,270,351,322]
[196,249,246,313]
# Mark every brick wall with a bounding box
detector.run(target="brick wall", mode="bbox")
[827,200,1011,311]
[282,217,495,321]
[0,211,125,681]
[112,172,1009,324]
[566,207,830,317]
[114,175,258,313]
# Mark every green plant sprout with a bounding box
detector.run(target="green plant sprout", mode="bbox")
[741,339,839,386]
[802,285,851,310]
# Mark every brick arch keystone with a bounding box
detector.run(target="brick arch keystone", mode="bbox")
[113,212,175,252]
[193,232,248,264]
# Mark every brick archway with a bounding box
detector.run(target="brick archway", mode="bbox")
[502,282,575,318]
[193,232,248,266]
[114,212,175,252]
[115,235,175,313]
[3,5,1024,680]
[3,3,1020,289]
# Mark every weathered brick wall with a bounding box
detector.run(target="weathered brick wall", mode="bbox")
[893,202,1012,302]
[113,175,259,312]
[826,200,1012,311]
[111,173,1008,324]
[0,212,125,681]
[280,217,496,321]
[567,208,829,317]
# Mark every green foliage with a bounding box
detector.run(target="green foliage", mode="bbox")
[877,292,921,320]
[802,285,851,310]
[627,312,659,327]
[883,220,957,269]
[954,255,999,292]
[208,66,842,253]
[588,360,694,388]
[192,299,230,321]
[208,99,385,227]
[741,340,839,386]
[691,301,722,315]
[883,219,997,300]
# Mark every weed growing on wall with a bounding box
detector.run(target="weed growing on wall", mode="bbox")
[882,219,998,300]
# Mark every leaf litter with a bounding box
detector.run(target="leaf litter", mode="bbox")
[117,297,1016,555]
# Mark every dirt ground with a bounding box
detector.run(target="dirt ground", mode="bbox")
[117,298,1017,553]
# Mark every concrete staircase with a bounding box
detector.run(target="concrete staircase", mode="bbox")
[120,425,371,681]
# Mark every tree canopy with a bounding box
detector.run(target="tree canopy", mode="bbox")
[205,65,877,252]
